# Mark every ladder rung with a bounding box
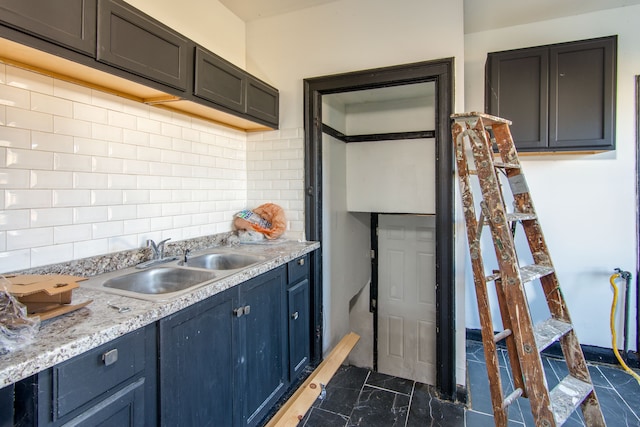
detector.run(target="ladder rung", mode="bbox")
[494,161,520,170]
[450,112,513,126]
[506,212,537,222]
[493,329,512,343]
[519,264,554,283]
[550,376,594,426]
[533,318,573,352]
[502,387,523,409]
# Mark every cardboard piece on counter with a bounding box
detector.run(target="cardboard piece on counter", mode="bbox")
[4,274,86,304]
[2,274,90,320]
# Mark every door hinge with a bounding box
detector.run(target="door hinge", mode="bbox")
[370,249,375,259]
[370,298,377,313]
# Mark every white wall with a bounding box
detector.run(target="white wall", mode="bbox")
[124,0,247,68]
[464,5,640,350]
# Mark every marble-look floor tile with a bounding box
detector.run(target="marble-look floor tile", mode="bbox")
[407,382,464,427]
[365,371,414,395]
[302,407,349,427]
[348,386,410,427]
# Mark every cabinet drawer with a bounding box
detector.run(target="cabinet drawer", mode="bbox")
[53,329,146,419]
[287,255,309,285]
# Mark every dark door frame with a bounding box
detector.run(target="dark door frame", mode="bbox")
[303,58,456,400]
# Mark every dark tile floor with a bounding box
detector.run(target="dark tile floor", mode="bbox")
[299,340,640,426]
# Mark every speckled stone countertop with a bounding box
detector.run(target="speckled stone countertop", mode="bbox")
[0,239,319,388]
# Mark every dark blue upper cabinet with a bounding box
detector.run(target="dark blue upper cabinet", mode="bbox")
[486,36,616,152]
[97,0,191,91]
[0,0,97,55]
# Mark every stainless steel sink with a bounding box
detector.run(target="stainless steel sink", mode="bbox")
[102,267,216,295]
[181,253,265,270]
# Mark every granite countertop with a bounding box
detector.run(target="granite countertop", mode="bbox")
[0,240,319,388]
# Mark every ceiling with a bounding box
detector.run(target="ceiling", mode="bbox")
[220,0,640,31]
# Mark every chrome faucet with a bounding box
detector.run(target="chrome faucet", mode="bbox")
[148,238,171,260]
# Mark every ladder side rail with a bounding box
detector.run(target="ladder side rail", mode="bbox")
[491,122,606,427]
[467,118,557,426]
[453,122,509,426]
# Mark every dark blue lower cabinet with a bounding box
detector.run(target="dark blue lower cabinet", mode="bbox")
[13,324,157,427]
[159,267,287,427]
[287,278,310,380]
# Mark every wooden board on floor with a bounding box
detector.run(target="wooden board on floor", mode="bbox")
[266,332,360,427]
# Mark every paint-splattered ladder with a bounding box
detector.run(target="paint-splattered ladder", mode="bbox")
[451,112,605,427]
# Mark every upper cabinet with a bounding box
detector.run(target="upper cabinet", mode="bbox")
[486,36,616,152]
[0,0,96,55]
[0,0,279,130]
[97,0,192,91]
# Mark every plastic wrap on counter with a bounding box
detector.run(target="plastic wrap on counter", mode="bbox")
[0,276,40,355]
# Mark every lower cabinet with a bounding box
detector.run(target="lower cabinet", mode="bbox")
[14,324,157,427]
[287,255,311,381]
[158,266,287,427]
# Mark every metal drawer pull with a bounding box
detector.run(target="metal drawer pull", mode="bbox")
[291,311,299,320]
[102,349,118,366]
[234,307,244,317]
[297,258,305,266]
[243,305,251,315]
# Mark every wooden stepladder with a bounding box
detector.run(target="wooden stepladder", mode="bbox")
[451,113,606,427]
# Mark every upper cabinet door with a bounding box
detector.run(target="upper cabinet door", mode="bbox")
[0,0,97,55]
[96,0,190,91]
[194,46,247,112]
[549,38,616,150]
[247,76,279,126]
[486,47,548,151]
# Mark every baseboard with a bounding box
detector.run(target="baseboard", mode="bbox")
[466,328,640,369]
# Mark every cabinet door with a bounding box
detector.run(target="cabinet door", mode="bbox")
[240,268,287,427]
[0,384,13,427]
[159,289,238,427]
[246,76,279,127]
[0,0,96,55]
[486,47,549,151]
[549,37,616,150]
[97,0,191,91]
[194,46,246,112]
[287,278,310,380]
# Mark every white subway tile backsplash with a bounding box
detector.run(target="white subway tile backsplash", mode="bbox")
[5,189,51,209]
[54,224,91,244]
[7,107,53,132]
[0,231,5,251]
[74,238,108,259]
[53,189,91,207]
[0,169,29,188]
[92,123,122,142]
[30,170,73,189]
[107,205,137,221]
[31,243,74,266]
[111,108,143,129]
[6,148,53,170]
[74,137,109,156]
[123,159,149,175]
[74,103,108,123]
[54,152,91,171]
[73,206,108,224]
[137,146,161,162]
[91,90,124,111]
[7,227,53,250]
[149,216,172,231]
[92,221,123,239]
[54,80,92,103]
[0,126,29,149]
[137,116,162,134]
[31,92,72,117]
[92,156,124,174]
[54,116,91,137]
[123,129,150,146]
[73,172,108,189]
[0,209,30,231]
[31,131,74,153]
[0,249,30,272]
[108,174,137,190]
[31,207,73,227]
[122,189,149,204]
[90,189,123,206]
[123,218,150,234]
[7,66,53,94]
[139,203,162,219]
[0,85,30,109]
[108,234,138,252]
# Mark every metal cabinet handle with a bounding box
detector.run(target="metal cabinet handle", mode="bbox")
[297,258,305,266]
[233,307,244,317]
[291,311,299,320]
[243,305,251,315]
[102,349,118,366]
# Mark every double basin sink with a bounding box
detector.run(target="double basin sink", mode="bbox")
[82,250,266,301]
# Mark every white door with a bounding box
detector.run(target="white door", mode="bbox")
[378,214,437,385]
